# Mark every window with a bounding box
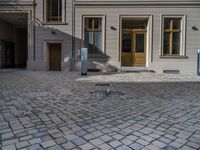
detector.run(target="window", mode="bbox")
[163,18,182,56]
[122,19,147,30]
[122,33,132,53]
[84,18,103,54]
[46,0,62,22]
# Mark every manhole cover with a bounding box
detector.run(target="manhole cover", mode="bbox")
[91,89,125,98]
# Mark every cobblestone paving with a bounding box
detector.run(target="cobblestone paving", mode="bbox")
[77,72,200,83]
[0,70,200,150]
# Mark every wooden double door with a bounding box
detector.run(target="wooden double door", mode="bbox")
[121,30,146,67]
[49,43,61,71]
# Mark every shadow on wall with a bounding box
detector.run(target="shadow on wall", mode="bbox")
[33,20,118,72]
[86,53,119,72]
[33,20,73,71]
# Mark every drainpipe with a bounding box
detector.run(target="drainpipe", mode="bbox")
[33,0,36,61]
[71,0,75,71]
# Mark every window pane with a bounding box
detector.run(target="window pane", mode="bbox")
[59,0,62,19]
[173,18,181,30]
[135,34,144,53]
[172,44,180,55]
[172,32,180,54]
[47,0,50,20]
[85,18,93,29]
[51,0,58,17]
[122,19,147,29]
[94,18,102,29]
[85,32,93,53]
[94,32,102,54]
[164,18,171,30]
[47,0,62,21]
[122,33,132,53]
[85,32,102,54]
[173,32,180,43]
[163,32,170,55]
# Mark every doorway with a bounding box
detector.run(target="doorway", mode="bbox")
[121,19,147,67]
[49,43,61,71]
[0,13,28,68]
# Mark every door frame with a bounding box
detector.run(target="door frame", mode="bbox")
[119,15,153,68]
[48,43,62,71]
[121,29,147,67]
[43,40,63,71]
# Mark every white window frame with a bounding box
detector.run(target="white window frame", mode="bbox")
[43,0,66,23]
[82,15,106,57]
[160,14,186,56]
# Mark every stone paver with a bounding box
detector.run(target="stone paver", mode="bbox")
[61,141,76,149]
[79,143,94,150]
[41,140,56,148]
[0,70,200,150]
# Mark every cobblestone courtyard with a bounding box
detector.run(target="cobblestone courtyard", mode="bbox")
[0,70,200,150]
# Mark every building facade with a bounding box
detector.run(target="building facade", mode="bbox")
[0,0,73,71]
[0,0,200,74]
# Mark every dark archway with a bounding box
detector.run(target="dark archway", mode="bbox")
[0,13,28,68]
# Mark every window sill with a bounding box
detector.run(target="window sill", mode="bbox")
[42,22,68,25]
[160,55,188,59]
